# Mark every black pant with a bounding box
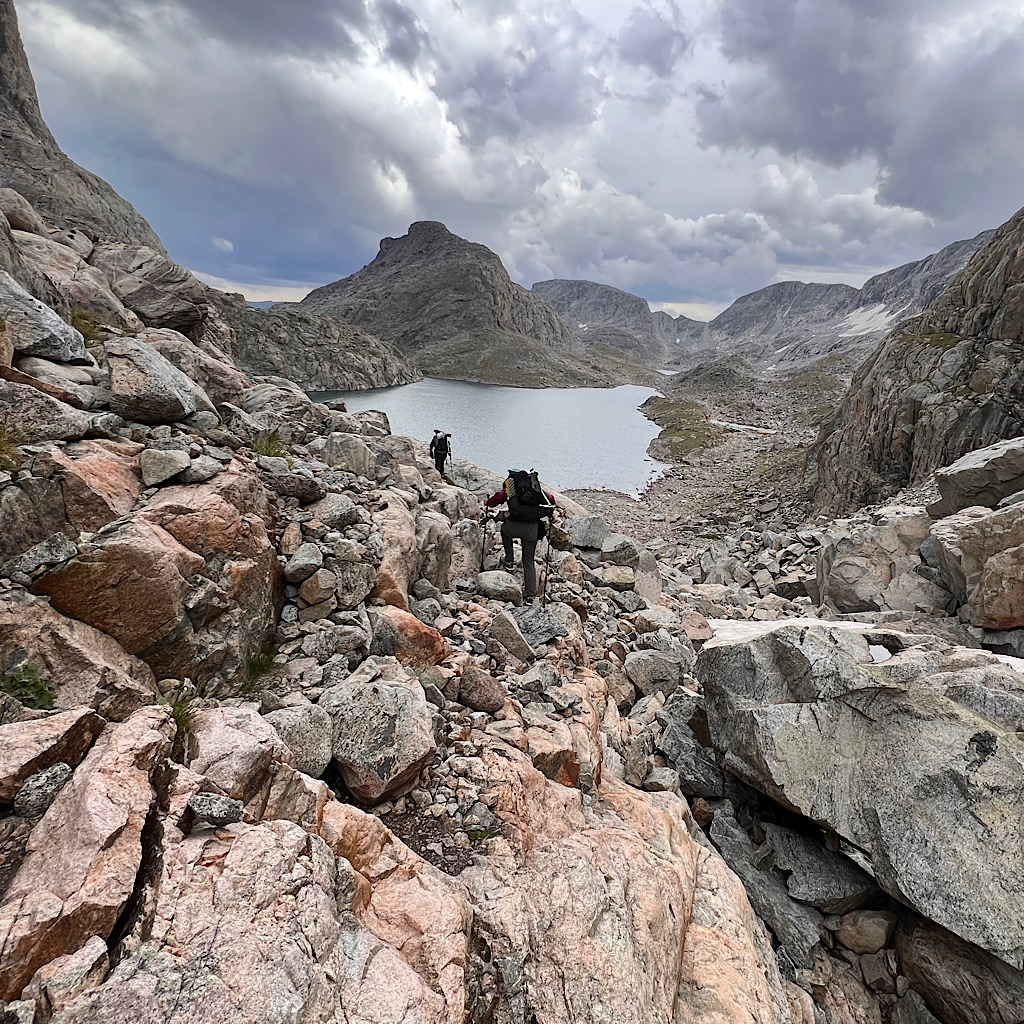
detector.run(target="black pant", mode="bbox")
[501,519,539,598]
[433,451,447,474]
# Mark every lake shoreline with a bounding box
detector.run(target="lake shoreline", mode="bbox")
[311,377,668,496]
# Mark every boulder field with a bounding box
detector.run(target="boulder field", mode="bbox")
[0,185,1022,1024]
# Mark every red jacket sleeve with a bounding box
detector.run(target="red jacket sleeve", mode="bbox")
[485,489,506,508]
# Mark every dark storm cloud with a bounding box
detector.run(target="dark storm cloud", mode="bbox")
[67,0,370,56]
[616,4,690,79]
[433,11,606,146]
[698,0,1024,224]
[377,0,431,70]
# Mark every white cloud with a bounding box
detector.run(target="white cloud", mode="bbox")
[18,0,1022,311]
[190,271,316,302]
[649,300,726,321]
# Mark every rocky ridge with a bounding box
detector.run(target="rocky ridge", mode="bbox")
[205,287,420,392]
[813,204,1024,513]
[669,231,991,371]
[296,221,659,388]
[2,192,1024,1019]
[0,193,415,399]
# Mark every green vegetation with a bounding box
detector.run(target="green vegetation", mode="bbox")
[166,689,199,762]
[1,663,56,710]
[925,333,961,350]
[641,396,722,461]
[0,425,24,473]
[896,331,961,351]
[70,310,107,343]
[252,429,290,458]
[808,405,837,425]
[242,642,277,694]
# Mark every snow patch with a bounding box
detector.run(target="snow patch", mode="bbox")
[838,303,906,338]
[709,418,777,435]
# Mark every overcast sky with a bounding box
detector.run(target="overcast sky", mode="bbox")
[18,0,1024,318]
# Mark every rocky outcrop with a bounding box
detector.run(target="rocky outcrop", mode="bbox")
[0,270,89,365]
[698,623,1024,968]
[12,231,141,335]
[318,656,437,803]
[206,287,419,391]
[0,589,158,719]
[0,0,163,250]
[0,438,142,563]
[813,206,1024,512]
[104,335,212,424]
[930,502,1024,630]
[88,244,208,339]
[679,231,991,371]
[0,706,173,999]
[815,504,954,615]
[296,221,655,387]
[929,435,1024,517]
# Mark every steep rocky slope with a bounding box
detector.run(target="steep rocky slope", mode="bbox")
[296,221,657,387]
[206,288,420,391]
[813,205,1024,513]
[0,0,163,250]
[672,232,991,370]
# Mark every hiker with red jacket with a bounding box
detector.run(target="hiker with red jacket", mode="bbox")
[484,469,558,601]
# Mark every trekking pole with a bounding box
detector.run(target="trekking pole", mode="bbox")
[541,535,553,607]
[479,515,489,571]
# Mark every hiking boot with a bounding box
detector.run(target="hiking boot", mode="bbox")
[499,556,515,570]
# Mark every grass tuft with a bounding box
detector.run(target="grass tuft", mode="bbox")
[1,663,56,710]
[252,429,290,458]
[166,689,199,762]
[243,643,276,684]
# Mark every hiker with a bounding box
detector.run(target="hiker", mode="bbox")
[429,429,451,476]
[484,469,557,601]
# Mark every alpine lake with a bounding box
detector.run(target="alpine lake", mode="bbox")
[309,378,667,496]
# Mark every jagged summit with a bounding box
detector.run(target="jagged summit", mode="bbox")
[669,230,993,370]
[0,0,164,250]
[297,221,657,387]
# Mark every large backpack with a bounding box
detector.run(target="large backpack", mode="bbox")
[505,469,554,522]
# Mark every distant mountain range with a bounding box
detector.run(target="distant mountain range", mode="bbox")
[663,232,993,369]
[527,233,991,371]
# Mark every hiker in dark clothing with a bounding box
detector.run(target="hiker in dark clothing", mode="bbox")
[484,469,557,600]
[429,430,451,475]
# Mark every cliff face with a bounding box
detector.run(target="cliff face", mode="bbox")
[297,221,656,387]
[672,232,992,371]
[0,0,164,250]
[812,207,1024,512]
[532,278,669,363]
